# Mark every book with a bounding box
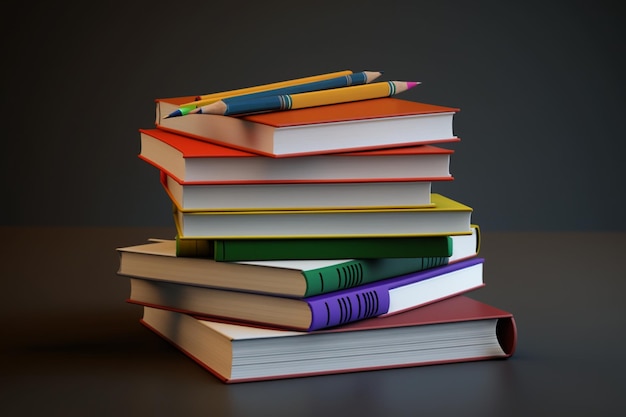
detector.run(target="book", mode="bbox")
[174,229,471,261]
[117,226,480,297]
[155,97,460,157]
[139,295,517,383]
[126,257,485,331]
[162,171,435,211]
[174,224,480,261]
[173,193,473,239]
[138,128,454,184]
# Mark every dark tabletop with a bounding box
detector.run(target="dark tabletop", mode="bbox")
[1,227,624,417]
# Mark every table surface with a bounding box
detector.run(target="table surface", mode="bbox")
[1,227,625,417]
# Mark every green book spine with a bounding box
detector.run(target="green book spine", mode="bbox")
[301,256,450,297]
[208,236,452,261]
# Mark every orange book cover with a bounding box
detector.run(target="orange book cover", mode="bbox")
[157,96,459,127]
[242,97,460,127]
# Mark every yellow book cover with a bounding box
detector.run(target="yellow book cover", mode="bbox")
[173,193,473,239]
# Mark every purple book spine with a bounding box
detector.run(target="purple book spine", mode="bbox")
[307,288,391,331]
[306,257,484,331]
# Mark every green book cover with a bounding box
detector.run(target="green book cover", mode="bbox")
[298,256,450,297]
[176,235,453,261]
[119,227,479,298]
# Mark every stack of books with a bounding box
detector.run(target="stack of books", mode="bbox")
[117,71,517,383]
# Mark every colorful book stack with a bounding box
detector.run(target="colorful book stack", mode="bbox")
[117,70,517,383]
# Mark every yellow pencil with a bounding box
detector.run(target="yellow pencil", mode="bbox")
[289,81,416,109]
[191,81,419,116]
[185,70,354,107]
[166,70,376,118]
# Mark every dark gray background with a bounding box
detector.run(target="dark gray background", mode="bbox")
[3,1,625,231]
[2,3,626,414]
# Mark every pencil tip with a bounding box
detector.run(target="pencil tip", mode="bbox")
[407,81,420,89]
[165,110,182,119]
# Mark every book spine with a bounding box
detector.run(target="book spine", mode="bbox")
[217,236,451,261]
[302,256,449,297]
[307,288,391,331]
[176,235,459,260]
[496,317,517,356]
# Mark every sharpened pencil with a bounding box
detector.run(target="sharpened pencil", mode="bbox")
[166,71,381,119]
[170,70,354,115]
[195,70,353,100]
[191,81,420,116]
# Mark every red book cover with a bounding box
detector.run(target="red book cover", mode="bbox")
[154,97,460,157]
[157,96,459,127]
[139,295,517,383]
[139,128,455,185]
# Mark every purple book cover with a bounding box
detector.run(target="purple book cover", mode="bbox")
[305,257,484,331]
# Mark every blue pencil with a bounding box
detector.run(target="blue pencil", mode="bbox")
[166,71,381,118]
[191,80,419,116]
[177,71,382,117]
